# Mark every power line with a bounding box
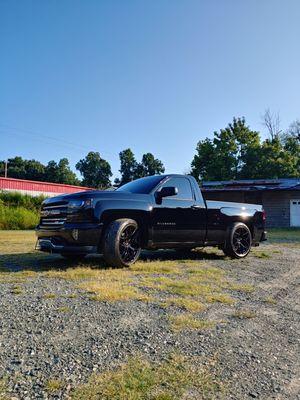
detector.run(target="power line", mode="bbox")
[0,122,115,158]
[0,123,91,151]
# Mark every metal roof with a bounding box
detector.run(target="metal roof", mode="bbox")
[0,177,91,195]
[202,178,300,192]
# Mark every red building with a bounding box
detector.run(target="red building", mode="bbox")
[0,177,92,197]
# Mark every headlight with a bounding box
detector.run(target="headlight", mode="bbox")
[68,199,84,209]
[83,198,93,208]
[68,199,93,209]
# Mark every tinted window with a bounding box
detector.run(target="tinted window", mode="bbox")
[117,175,164,194]
[161,177,193,200]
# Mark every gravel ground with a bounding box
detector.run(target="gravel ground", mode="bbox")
[0,237,299,399]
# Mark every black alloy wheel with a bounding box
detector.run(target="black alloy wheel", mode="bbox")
[223,222,252,258]
[102,218,142,267]
[232,226,252,257]
[119,224,141,264]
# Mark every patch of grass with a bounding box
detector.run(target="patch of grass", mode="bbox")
[130,260,181,274]
[205,293,235,304]
[11,285,23,295]
[232,310,256,319]
[169,313,215,332]
[254,251,271,259]
[58,306,70,313]
[0,230,37,255]
[43,293,56,299]
[71,353,224,400]
[85,279,151,302]
[227,283,255,293]
[45,379,64,393]
[44,266,153,302]
[43,267,102,280]
[0,232,257,311]
[268,228,300,243]
[0,378,8,400]
[65,294,77,299]
[140,273,234,305]
[185,264,224,279]
[162,297,206,312]
[264,296,277,305]
[0,270,36,284]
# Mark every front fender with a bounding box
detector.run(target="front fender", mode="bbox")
[93,199,153,245]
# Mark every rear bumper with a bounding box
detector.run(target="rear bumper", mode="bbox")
[252,226,267,245]
[260,230,267,242]
[35,222,103,254]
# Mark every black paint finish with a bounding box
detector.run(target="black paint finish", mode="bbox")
[36,174,266,254]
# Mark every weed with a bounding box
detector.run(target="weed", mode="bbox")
[58,306,70,313]
[162,297,206,312]
[205,293,234,304]
[264,296,277,305]
[232,310,256,319]
[0,270,36,284]
[131,260,181,274]
[43,293,56,299]
[84,280,151,302]
[45,379,64,393]
[71,353,224,400]
[169,313,215,332]
[227,283,255,293]
[11,285,23,295]
[254,252,271,259]
[0,378,8,400]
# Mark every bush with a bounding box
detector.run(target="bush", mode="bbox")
[0,205,39,230]
[0,192,46,211]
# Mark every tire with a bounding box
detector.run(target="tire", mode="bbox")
[61,253,87,261]
[223,222,252,258]
[102,219,141,267]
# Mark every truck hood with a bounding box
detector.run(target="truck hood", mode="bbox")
[43,190,152,205]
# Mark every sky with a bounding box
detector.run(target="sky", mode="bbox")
[1,0,300,180]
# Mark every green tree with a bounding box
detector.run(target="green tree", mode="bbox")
[191,118,261,181]
[0,157,45,181]
[135,153,165,178]
[257,135,299,179]
[287,119,300,141]
[118,149,138,185]
[25,159,46,181]
[45,158,80,185]
[76,152,112,188]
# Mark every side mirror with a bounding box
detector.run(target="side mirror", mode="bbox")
[155,186,178,203]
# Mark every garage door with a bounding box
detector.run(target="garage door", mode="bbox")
[290,200,300,227]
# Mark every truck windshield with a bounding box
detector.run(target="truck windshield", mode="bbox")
[116,176,164,194]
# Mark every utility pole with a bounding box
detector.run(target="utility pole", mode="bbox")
[4,160,8,178]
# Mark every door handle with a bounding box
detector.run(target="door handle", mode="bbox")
[191,205,203,209]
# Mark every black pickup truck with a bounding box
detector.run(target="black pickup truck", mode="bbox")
[36,174,266,267]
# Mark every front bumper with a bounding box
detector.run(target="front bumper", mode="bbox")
[35,222,103,254]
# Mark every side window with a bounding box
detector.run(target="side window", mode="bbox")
[161,178,193,200]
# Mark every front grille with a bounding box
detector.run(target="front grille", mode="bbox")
[40,201,68,228]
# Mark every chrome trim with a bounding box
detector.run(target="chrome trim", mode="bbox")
[43,205,67,209]
[41,218,66,225]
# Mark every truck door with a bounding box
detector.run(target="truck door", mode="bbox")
[151,177,206,245]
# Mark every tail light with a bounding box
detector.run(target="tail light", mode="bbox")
[262,210,266,221]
